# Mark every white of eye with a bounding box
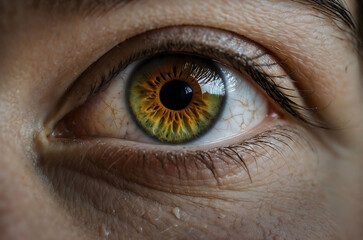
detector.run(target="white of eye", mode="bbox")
[192,66,267,145]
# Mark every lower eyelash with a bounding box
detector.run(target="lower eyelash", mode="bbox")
[206,125,306,182]
[38,125,308,192]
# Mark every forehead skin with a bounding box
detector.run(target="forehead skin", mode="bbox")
[0,0,362,240]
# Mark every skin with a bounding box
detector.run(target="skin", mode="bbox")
[0,0,362,239]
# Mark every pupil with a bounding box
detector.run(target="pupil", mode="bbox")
[159,80,193,110]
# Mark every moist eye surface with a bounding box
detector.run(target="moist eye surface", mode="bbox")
[127,54,226,144]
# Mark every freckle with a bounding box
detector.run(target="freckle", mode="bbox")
[172,207,181,219]
[100,224,111,238]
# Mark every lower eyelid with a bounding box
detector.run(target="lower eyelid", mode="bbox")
[39,124,305,195]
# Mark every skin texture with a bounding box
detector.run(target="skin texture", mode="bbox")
[0,0,362,239]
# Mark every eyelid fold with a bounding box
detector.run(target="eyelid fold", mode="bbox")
[45,26,312,136]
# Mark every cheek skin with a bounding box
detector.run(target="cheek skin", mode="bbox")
[39,128,339,240]
[0,98,91,240]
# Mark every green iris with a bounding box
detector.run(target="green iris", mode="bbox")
[127,54,226,143]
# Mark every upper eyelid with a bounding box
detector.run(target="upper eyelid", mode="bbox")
[47,26,323,135]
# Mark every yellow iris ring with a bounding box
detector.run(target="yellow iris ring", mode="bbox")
[128,54,226,143]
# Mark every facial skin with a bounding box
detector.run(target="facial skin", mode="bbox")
[0,0,362,239]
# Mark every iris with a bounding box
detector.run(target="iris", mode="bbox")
[127,54,226,143]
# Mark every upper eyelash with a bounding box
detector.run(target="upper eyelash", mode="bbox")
[86,41,324,128]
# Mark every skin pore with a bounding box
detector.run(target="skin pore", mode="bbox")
[0,0,362,239]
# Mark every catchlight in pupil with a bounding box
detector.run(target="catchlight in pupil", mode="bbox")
[159,80,193,110]
[127,54,226,144]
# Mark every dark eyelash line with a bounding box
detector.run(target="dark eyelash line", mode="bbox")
[86,41,324,129]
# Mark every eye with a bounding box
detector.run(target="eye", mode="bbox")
[53,52,268,145]
[127,54,227,144]
[44,26,308,188]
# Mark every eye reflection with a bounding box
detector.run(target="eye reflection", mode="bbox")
[128,54,226,144]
